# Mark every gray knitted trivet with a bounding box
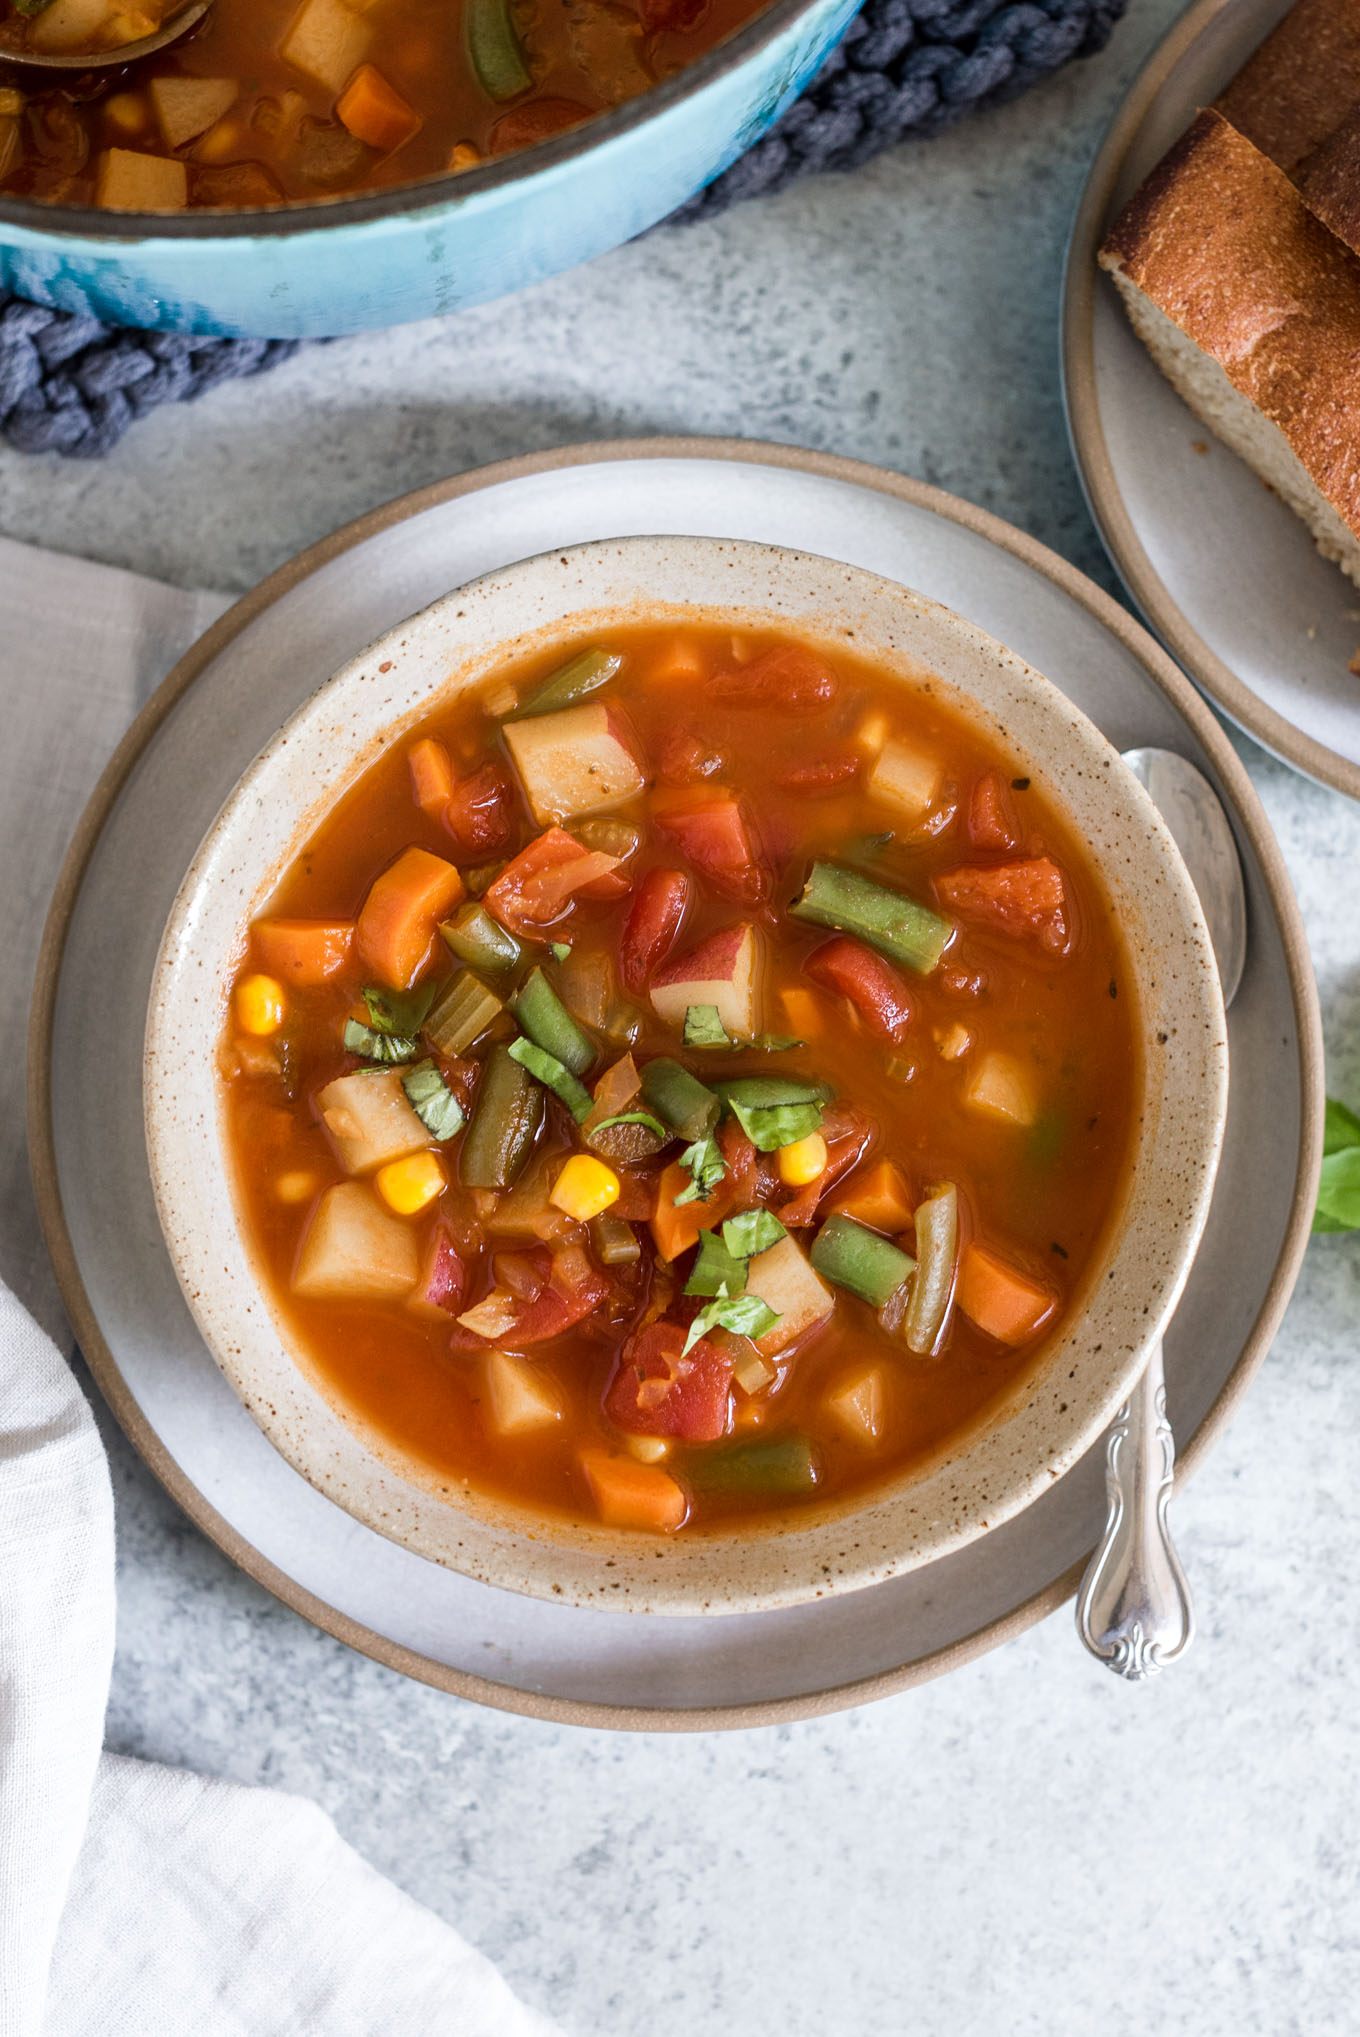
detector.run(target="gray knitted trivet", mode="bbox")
[0,0,1124,457]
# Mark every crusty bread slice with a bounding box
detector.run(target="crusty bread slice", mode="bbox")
[1215,0,1360,173]
[1099,108,1360,588]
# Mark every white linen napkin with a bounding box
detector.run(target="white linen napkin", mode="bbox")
[0,537,562,2037]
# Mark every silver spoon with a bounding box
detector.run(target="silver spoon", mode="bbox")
[3,0,209,71]
[1074,747,1246,1680]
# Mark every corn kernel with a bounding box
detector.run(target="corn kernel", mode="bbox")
[778,1132,827,1187]
[550,1154,620,1222]
[235,973,286,1036]
[375,1151,446,1216]
[275,1170,318,1205]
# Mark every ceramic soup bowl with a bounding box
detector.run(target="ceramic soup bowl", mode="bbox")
[144,535,1228,1615]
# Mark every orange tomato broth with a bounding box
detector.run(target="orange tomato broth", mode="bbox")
[0,0,768,211]
[219,621,1140,1536]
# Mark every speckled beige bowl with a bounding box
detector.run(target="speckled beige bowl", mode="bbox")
[144,536,1227,1616]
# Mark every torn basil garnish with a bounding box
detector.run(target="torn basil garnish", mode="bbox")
[721,1208,787,1259]
[401,1058,465,1141]
[362,981,437,1036]
[674,1132,726,1206]
[682,1287,780,1355]
[507,1035,593,1123]
[343,1018,420,1064]
[682,1004,802,1053]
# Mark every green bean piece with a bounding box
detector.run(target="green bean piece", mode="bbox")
[424,973,505,1058]
[518,646,623,718]
[507,1036,593,1123]
[686,1436,819,1497]
[460,1044,543,1190]
[440,903,524,975]
[811,1213,915,1310]
[791,861,952,974]
[513,967,595,1076]
[465,0,532,101]
[640,1057,720,1142]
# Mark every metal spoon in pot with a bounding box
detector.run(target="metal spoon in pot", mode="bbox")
[1074,747,1246,1681]
[3,0,209,72]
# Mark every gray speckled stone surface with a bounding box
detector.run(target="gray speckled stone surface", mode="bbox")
[11,1,1360,2029]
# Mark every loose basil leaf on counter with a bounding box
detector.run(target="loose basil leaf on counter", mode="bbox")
[1314,1097,1360,1233]
[721,1209,787,1259]
[682,1287,780,1355]
[684,1231,749,1298]
[362,981,437,1037]
[401,1059,465,1141]
[507,1036,594,1123]
[343,1019,420,1064]
[674,1133,726,1206]
[590,1109,670,1141]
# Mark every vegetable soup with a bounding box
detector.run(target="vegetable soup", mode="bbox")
[219,623,1140,1537]
[0,0,767,211]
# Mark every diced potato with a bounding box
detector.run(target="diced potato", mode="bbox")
[964,1051,1038,1127]
[624,1433,670,1463]
[151,76,239,148]
[29,0,122,53]
[194,117,247,164]
[483,1349,561,1434]
[745,1236,834,1357]
[731,1345,776,1396]
[95,148,187,211]
[650,923,757,1039]
[935,1022,973,1062]
[280,0,371,92]
[503,703,646,826]
[292,1183,419,1299]
[868,739,942,823]
[826,1362,886,1447]
[102,92,145,139]
[856,710,889,754]
[318,1068,430,1175]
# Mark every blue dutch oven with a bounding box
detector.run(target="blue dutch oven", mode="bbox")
[0,0,858,338]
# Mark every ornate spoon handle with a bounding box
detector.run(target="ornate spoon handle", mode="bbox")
[1074,1338,1194,1679]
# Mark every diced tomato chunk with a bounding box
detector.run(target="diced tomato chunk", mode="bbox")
[804,936,913,1044]
[777,754,860,793]
[619,866,691,993]
[968,771,1021,852]
[658,729,721,784]
[651,787,767,904]
[779,1102,874,1227]
[605,1322,733,1441]
[451,1256,610,1350]
[934,858,1069,953]
[444,762,515,858]
[637,0,704,28]
[707,644,837,714]
[483,826,622,936]
[489,97,590,153]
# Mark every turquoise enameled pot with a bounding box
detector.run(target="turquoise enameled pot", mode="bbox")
[0,0,858,338]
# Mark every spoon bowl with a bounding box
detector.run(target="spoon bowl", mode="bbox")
[4,0,209,71]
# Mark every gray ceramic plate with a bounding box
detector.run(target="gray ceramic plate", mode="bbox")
[29,440,1322,1728]
[1062,0,1360,802]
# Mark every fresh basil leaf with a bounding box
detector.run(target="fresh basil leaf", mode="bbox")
[721,1209,787,1259]
[682,1288,780,1355]
[1315,1144,1360,1232]
[684,1231,749,1298]
[401,1058,465,1141]
[591,1109,670,1141]
[715,1076,834,1108]
[343,1018,419,1064]
[724,1097,825,1153]
[550,942,572,963]
[674,1133,726,1206]
[507,1036,593,1123]
[362,981,437,1037]
[683,1004,732,1048]
[1324,1096,1360,1158]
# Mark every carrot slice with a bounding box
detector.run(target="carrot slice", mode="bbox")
[955,1244,1056,1346]
[831,1159,913,1234]
[579,1449,687,1533]
[337,64,422,154]
[649,1161,724,1262]
[355,846,464,989]
[252,918,353,986]
[408,738,454,822]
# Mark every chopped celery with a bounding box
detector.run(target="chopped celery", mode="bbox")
[440,903,524,975]
[811,1213,914,1309]
[424,973,504,1057]
[465,0,531,101]
[507,1036,593,1123]
[460,1045,542,1189]
[791,861,952,974]
[518,646,623,718]
[513,966,595,1076]
[901,1183,958,1356]
[574,818,639,860]
[686,1436,818,1496]
[640,1057,720,1142]
[591,1213,640,1266]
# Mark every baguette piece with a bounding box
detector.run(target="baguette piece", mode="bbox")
[1215,0,1360,173]
[1100,108,1360,588]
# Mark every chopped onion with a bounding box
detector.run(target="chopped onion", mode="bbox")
[456,1289,520,1339]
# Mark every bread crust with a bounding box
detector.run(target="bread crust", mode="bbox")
[1100,108,1360,539]
[1215,0,1360,172]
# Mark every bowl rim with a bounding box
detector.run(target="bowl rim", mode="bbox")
[0,0,832,242]
[27,437,1323,1726]
[142,527,1227,1617]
